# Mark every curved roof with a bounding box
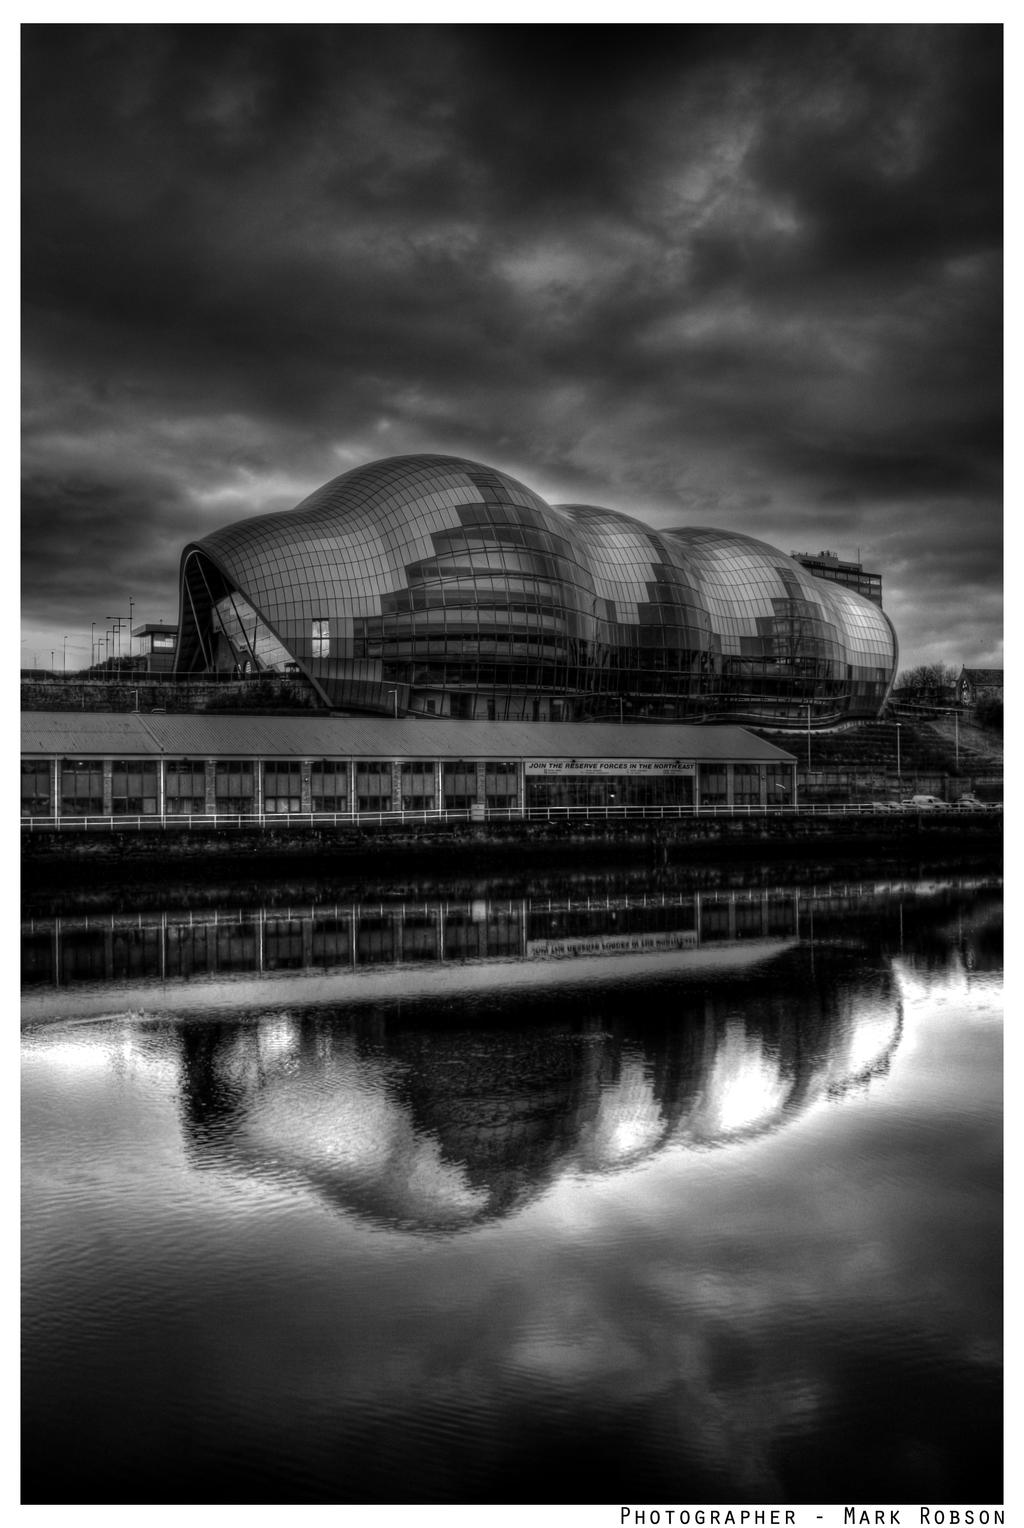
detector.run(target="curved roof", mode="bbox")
[176,452,898,723]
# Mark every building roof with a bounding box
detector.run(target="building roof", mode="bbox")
[21,712,795,763]
[959,667,1003,685]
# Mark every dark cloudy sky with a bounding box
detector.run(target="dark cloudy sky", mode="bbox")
[21,22,1002,675]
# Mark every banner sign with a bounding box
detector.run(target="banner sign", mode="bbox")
[528,930,700,958]
[524,758,695,775]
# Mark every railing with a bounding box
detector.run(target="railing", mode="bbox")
[20,802,1001,832]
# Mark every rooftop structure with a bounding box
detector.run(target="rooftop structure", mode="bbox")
[790,550,883,608]
[131,622,179,674]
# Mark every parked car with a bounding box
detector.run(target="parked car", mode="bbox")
[868,801,903,812]
[953,794,987,810]
[901,794,950,810]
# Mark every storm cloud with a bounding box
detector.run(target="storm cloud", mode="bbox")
[21,23,1002,673]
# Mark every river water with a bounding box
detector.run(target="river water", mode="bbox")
[21,861,1002,1505]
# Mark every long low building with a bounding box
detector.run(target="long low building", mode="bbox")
[21,712,797,820]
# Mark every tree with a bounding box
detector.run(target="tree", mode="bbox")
[894,663,957,702]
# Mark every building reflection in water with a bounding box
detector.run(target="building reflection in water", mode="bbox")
[21,875,1000,1236]
[179,986,897,1238]
[170,943,905,1235]
[21,873,1001,990]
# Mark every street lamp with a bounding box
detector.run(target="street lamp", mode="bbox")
[128,597,134,660]
[895,722,902,779]
[806,701,812,772]
[63,635,68,674]
[91,621,96,669]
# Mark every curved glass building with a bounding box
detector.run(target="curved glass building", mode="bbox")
[175,453,897,725]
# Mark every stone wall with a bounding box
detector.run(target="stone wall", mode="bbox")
[21,676,321,714]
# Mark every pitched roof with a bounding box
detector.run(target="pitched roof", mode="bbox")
[21,712,795,763]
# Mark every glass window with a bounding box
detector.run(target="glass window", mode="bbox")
[765,765,793,805]
[111,760,159,815]
[263,761,302,814]
[698,764,728,806]
[484,762,519,808]
[732,766,762,806]
[442,760,477,809]
[215,760,255,813]
[312,619,330,657]
[166,760,207,813]
[356,761,392,812]
[311,760,348,812]
[21,760,51,817]
[60,759,104,816]
[401,761,435,811]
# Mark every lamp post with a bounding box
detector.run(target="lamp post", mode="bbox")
[128,597,134,660]
[806,701,812,772]
[63,636,67,674]
[106,616,124,661]
[895,722,902,779]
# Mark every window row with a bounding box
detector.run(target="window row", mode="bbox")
[22,758,793,816]
[21,758,525,816]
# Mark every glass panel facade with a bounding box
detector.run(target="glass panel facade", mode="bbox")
[400,761,435,811]
[355,761,392,813]
[311,760,348,812]
[526,773,695,809]
[442,760,477,809]
[166,760,207,813]
[263,761,302,813]
[204,588,295,675]
[214,760,255,813]
[698,764,728,806]
[174,454,898,725]
[112,760,159,815]
[312,619,330,657]
[21,760,51,817]
[60,759,103,815]
[732,766,762,806]
[765,764,793,805]
[484,762,519,808]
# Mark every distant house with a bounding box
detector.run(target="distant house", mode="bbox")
[957,667,1003,706]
